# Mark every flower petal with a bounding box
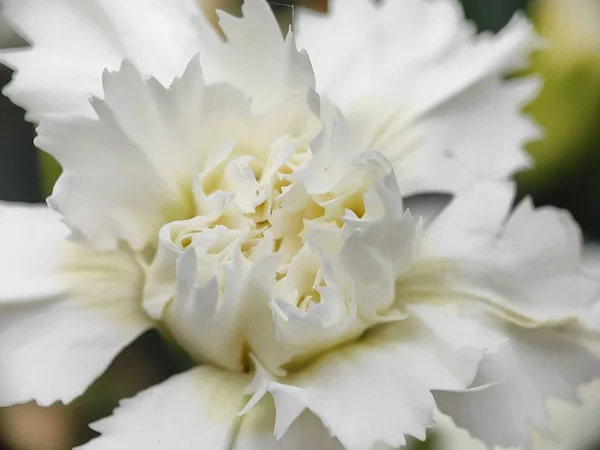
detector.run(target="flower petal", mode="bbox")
[479,198,599,321]
[257,315,484,450]
[495,204,599,324]
[0,202,150,406]
[431,410,560,450]
[34,56,247,250]
[434,379,600,450]
[419,75,540,183]
[79,367,248,449]
[418,181,600,326]
[0,0,208,120]
[434,327,600,448]
[200,0,315,110]
[296,0,541,194]
[165,245,284,373]
[233,394,344,450]
[420,179,515,259]
[78,366,341,449]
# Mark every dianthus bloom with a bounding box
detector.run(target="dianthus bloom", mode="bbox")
[0,1,598,449]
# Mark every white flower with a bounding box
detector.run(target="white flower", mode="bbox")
[0,1,598,450]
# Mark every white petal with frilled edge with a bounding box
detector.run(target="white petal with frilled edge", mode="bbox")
[433,379,600,450]
[410,308,600,450]
[78,366,342,450]
[296,0,541,194]
[34,56,241,250]
[0,202,151,406]
[244,315,485,450]
[0,0,207,120]
[399,180,600,449]
[416,180,600,325]
[474,198,600,324]
[430,411,559,450]
[34,57,206,249]
[233,399,344,450]
[434,327,600,449]
[199,0,316,110]
[419,179,515,259]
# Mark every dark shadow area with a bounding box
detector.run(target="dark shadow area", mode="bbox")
[0,66,41,203]
[462,0,528,32]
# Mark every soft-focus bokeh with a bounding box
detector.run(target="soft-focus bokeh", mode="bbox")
[1,0,599,448]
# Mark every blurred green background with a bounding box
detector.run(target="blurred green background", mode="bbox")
[1,0,600,448]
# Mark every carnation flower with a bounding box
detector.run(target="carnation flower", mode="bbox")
[0,1,598,449]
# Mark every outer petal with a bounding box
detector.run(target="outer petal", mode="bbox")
[78,366,341,449]
[420,180,515,259]
[0,202,151,406]
[0,0,207,120]
[433,380,600,450]
[34,57,245,250]
[401,181,600,449]
[253,315,484,450]
[418,181,600,325]
[434,327,600,449]
[418,76,540,184]
[478,198,600,322]
[234,395,343,450]
[430,411,557,450]
[199,0,316,110]
[550,379,600,450]
[296,0,541,194]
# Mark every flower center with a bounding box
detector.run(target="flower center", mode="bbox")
[144,123,416,375]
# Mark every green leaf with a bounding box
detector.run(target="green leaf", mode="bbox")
[38,150,61,199]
